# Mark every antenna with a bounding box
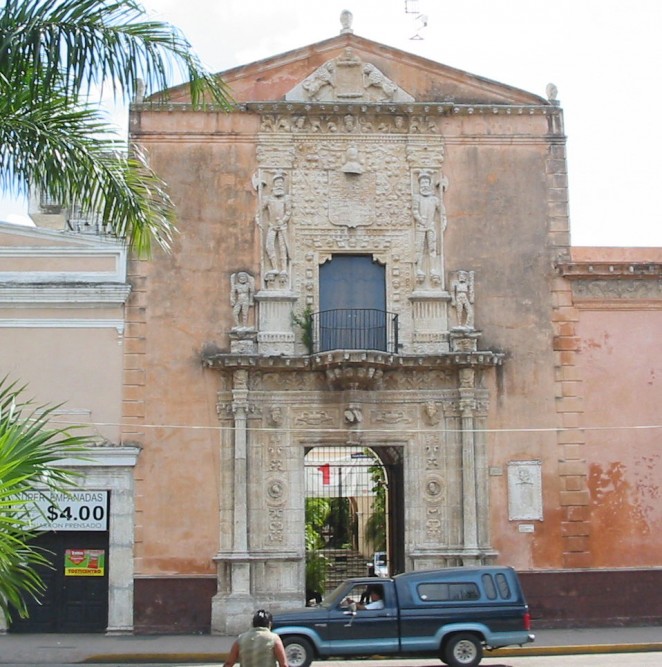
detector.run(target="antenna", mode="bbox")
[405,1,428,40]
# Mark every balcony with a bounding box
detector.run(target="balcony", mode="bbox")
[312,309,399,354]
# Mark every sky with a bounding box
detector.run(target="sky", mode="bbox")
[2,0,661,247]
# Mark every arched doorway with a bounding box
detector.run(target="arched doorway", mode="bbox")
[303,445,403,602]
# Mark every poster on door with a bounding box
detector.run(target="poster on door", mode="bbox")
[64,549,105,576]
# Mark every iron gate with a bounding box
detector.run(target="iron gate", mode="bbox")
[304,446,389,595]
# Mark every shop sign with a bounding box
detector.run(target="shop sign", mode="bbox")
[17,490,108,531]
[64,548,105,576]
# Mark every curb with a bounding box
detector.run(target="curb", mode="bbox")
[492,642,662,657]
[85,653,227,664]
[84,644,662,664]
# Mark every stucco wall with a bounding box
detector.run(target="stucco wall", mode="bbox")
[577,308,662,566]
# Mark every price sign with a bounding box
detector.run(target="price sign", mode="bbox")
[18,491,108,531]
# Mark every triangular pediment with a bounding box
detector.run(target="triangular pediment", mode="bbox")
[163,33,548,107]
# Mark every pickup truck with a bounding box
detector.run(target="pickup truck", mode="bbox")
[272,566,534,667]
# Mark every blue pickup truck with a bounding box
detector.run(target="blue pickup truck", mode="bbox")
[272,566,534,667]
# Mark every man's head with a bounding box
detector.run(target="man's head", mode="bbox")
[252,609,273,628]
[366,585,383,600]
[418,172,433,194]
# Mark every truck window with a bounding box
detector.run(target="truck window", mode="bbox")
[417,582,480,601]
[495,573,512,599]
[482,573,497,600]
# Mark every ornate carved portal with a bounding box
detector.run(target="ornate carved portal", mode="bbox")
[213,50,501,633]
[205,353,500,634]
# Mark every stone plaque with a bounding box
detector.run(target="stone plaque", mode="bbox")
[507,460,543,521]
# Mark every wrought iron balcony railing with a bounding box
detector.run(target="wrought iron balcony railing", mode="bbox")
[312,309,399,354]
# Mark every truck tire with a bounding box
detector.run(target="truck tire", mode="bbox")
[283,636,314,667]
[443,633,483,667]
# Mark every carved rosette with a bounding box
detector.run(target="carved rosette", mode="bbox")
[424,474,445,541]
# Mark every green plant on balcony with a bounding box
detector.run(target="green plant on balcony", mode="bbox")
[292,306,314,354]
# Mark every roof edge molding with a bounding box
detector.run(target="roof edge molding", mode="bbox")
[285,47,414,103]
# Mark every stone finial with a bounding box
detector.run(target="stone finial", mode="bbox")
[340,9,354,34]
[546,82,559,103]
[134,78,145,104]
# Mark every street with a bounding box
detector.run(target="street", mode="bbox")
[3,653,661,667]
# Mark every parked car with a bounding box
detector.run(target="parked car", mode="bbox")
[370,551,388,577]
[272,566,534,667]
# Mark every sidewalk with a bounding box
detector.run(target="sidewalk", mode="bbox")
[0,626,661,664]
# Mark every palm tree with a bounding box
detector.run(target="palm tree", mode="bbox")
[0,0,232,256]
[0,377,94,622]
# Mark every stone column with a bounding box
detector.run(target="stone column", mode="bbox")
[459,368,480,562]
[211,369,254,634]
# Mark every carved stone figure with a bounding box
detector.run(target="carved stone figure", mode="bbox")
[451,270,475,329]
[363,63,397,101]
[423,400,441,425]
[269,406,283,427]
[341,145,363,174]
[302,62,335,101]
[260,171,292,280]
[413,170,447,283]
[343,113,358,133]
[230,271,255,329]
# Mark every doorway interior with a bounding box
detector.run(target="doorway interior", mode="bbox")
[304,445,403,602]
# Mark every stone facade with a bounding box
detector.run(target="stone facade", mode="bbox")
[3,15,661,635]
[128,23,573,634]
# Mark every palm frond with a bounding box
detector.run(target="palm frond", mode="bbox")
[0,85,176,255]
[0,377,93,621]
[0,0,232,108]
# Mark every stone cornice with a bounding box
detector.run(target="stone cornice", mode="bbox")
[203,350,504,373]
[132,101,560,118]
[557,261,662,279]
[0,283,132,305]
[557,261,662,302]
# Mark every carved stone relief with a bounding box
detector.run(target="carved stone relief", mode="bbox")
[572,278,662,300]
[264,434,287,544]
[285,49,414,103]
[255,108,453,352]
[508,460,543,521]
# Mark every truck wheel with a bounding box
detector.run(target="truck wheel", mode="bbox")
[283,636,314,667]
[443,633,483,667]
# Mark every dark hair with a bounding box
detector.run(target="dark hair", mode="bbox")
[252,609,273,628]
[367,585,383,598]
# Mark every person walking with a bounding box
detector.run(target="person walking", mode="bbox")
[224,609,289,667]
